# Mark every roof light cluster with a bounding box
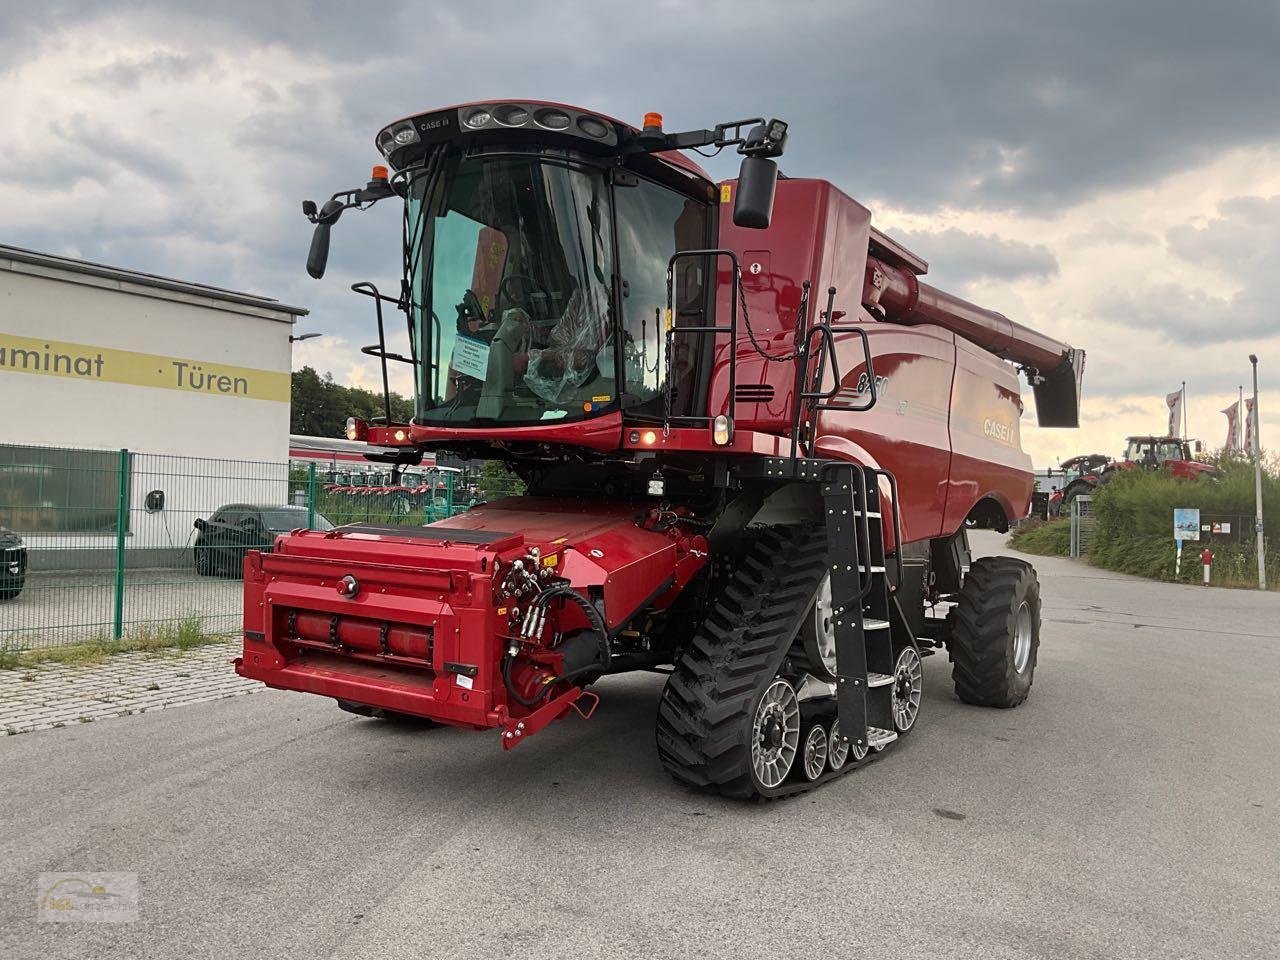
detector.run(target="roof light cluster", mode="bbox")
[374,102,620,167]
[461,102,615,142]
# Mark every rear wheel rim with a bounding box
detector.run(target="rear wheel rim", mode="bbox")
[751,678,800,789]
[1012,601,1033,674]
[802,725,828,781]
[892,646,923,733]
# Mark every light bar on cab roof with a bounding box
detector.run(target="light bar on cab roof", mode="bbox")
[375,102,621,168]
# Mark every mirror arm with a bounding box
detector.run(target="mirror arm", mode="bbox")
[302,181,394,225]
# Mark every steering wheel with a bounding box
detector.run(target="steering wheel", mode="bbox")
[498,273,553,321]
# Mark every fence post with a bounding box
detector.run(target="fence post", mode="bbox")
[112,448,129,640]
[446,474,455,516]
[307,462,316,529]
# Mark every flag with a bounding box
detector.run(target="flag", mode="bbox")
[1222,401,1240,452]
[1244,397,1257,454]
[1166,389,1183,436]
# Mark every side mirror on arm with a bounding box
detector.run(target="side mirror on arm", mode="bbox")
[732,156,778,228]
[732,120,786,229]
[306,199,346,280]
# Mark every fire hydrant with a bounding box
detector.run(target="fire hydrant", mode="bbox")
[1200,546,1214,586]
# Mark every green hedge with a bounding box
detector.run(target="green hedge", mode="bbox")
[1089,459,1277,588]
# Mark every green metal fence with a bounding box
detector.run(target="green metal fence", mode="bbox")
[0,443,523,649]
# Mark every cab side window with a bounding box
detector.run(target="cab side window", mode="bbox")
[614,178,708,405]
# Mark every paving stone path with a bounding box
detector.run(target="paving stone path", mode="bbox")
[0,640,256,735]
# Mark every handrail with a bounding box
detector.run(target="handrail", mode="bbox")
[351,281,421,424]
[663,249,740,434]
[789,286,879,461]
[873,468,905,589]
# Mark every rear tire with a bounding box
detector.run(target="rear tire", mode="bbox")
[1060,479,1094,508]
[949,557,1041,708]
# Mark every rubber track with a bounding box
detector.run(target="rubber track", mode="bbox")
[656,525,838,799]
[949,556,1039,708]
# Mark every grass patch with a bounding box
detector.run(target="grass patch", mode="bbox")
[0,617,231,670]
[0,637,24,670]
[1008,518,1071,557]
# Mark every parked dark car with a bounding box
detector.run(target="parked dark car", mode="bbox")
[193,504,333,578]
[0,525,26,601]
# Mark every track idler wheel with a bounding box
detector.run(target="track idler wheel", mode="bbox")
[801,723,828,781]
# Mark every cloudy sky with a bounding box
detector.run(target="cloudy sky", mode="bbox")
[2,0,1275,467]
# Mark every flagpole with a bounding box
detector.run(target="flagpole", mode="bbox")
[1181,381,1187,439]
[1250,354,1265,591]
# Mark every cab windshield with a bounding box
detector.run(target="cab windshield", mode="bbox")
[407,151,616,425]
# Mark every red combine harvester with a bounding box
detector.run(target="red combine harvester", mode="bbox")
[236,102,1085,798]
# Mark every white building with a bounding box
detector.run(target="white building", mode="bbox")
[0,245,307,568]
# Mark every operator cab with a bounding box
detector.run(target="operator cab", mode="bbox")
[408,146,711,427]
[1124,437,1189,465]
[302,100,788,454]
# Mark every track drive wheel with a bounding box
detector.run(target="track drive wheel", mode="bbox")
[655,525,830,798]
[948,556,1041,708]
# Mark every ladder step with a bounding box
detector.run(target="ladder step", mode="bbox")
[858,565,886,573]
[867,672,894,688]
[863,618,890,631]
[867,726,898,749]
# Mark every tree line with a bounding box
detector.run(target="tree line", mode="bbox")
[289,366,414,436]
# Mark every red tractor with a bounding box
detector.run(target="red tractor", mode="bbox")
[1057,435,1216,509]
[236,102,1085,798]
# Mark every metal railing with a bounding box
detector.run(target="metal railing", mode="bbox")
[0,443,520,649]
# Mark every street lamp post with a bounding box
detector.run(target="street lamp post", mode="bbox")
[1250,354,1265,590]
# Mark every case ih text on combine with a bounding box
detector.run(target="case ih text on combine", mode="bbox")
[235,101,1085,798]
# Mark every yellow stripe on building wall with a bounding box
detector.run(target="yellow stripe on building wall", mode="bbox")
[0,334,290,403]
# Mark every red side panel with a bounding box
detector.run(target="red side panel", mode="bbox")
[944,337,1033,528]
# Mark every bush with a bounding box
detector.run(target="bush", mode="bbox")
[1088,460,1277,588]
[1009,518,1070,556]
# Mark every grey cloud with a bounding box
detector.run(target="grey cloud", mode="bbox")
[1106,194,1280,345]
[82,50,212,91]
[47,114,189,186]
[893,228,1058,289]
[8,0,1278,213]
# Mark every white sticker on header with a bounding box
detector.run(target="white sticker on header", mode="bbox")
[451,335,490,382]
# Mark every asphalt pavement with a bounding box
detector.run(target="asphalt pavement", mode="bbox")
[2,531,1277,959]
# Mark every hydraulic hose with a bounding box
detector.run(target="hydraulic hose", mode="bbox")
[499,584,612,707]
